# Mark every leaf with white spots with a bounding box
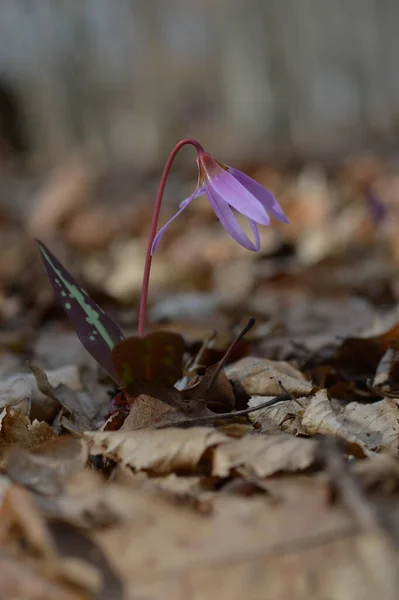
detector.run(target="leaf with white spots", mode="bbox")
[37,241,125,383]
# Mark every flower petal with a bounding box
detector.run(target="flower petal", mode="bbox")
[205,184,260,251]
[179,185,205,208]
[201,158,270,225]
[151,188,200,254]
[249,219,260,249]
[227,167,289,224]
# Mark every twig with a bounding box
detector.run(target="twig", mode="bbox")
[187,330,216,372]
[155,392,290,429]
[277,380,305,408]
[206,317,255,394]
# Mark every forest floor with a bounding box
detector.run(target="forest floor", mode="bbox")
[0,153,398,599]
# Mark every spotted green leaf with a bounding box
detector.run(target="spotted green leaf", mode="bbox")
[37,241,124,383]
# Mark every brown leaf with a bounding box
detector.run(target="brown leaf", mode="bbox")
[112,468,212,512]
[121,394,184,430]
[301,390,399,456]
[183,363,236,412]
[0,485,104,596]
[84,427,229,474]
[213,435,318,478]
[33,470,142,527]
[5,436,88,495]
[0,407,56,463]
[248,394,308,434]
[118,381,187,431]
[1,365,82,422]
[226,357,312,397]
[91,478,398,600]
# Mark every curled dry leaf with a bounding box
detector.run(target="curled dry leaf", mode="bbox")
[225,357,312,397]
[0,407,56,463]
[301,389,399,456]
[116,381,187,431]
[0,365,82,422]
[342,399,399,454]
[56,385,108,431]
[183,360,236,412]
[120,393,185,431]
[84,427,229,475]
[248,394,308,434]
[213,434,319,478]
[30,364,109,430]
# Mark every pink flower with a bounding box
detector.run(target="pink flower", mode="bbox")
[151,150,289,253]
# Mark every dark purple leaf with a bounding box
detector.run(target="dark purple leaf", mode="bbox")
[37,240,124,383]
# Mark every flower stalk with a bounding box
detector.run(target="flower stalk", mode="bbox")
[138,138,289,337]
[138,138,204,336]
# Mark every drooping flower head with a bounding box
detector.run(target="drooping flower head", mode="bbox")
[152,149,289,254]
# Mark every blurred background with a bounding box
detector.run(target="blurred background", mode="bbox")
[2,0,399,167]
[0,0,398,353]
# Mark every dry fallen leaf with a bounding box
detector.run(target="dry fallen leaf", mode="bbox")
[84,427,229,475]
[0,485,103,597]
[226,357,312,397]
[0,407,56,463]
[33,469,144,528]
[5,436,88,495]
[0,365,82,422]
[248,394,308,434]
[301,390,399,456]
[121,393,184,430]
[212,434,319,478]
[90,477,398,600]
[4,149,399,600]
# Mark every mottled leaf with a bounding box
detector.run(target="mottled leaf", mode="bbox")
[111,331,185,388]
[37,241,124,382]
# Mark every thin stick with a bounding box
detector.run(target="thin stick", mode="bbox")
[138,138,204,336]
[206,317,255,393]
[187,330,217,372]
[278,380,305,408]
[156,393,290,428]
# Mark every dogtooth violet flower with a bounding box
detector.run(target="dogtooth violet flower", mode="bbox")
[151,149,289,254]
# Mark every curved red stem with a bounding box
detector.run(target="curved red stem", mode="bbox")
[138,138,204,336]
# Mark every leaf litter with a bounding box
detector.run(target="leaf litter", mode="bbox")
[0,155,399,598]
